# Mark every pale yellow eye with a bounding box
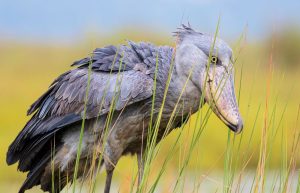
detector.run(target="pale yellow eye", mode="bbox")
[211,56,218,64]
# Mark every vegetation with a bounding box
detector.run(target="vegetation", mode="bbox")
[0,27,300,192]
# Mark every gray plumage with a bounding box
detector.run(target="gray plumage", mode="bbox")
[7,24,243,193]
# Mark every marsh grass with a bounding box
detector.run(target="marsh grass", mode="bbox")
[3,22,300,193]
[46,20,300,193]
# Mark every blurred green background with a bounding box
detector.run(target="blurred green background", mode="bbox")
[1,0,300,192]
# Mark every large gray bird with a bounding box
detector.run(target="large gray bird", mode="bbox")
[7,25,243,193]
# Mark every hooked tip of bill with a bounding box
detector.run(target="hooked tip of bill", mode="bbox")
[227,117,243,134]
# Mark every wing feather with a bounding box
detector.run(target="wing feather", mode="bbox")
[7,41,173,175]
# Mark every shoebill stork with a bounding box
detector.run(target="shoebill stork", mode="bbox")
[7,24,243,193]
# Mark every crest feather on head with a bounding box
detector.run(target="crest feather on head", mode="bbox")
[173,23,202,42]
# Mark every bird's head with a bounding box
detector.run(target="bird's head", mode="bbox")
[175,24,243,133]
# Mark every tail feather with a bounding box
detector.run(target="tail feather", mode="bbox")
[7,114,81,171]
[7,116,81,193]
[19,154,51,193]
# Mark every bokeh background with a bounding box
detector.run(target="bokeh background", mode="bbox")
[1,0,300,192]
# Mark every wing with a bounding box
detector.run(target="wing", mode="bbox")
[6,41,175,193]
[30,68,153,120]
[7,43,158,169]
[72,41,174,77]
